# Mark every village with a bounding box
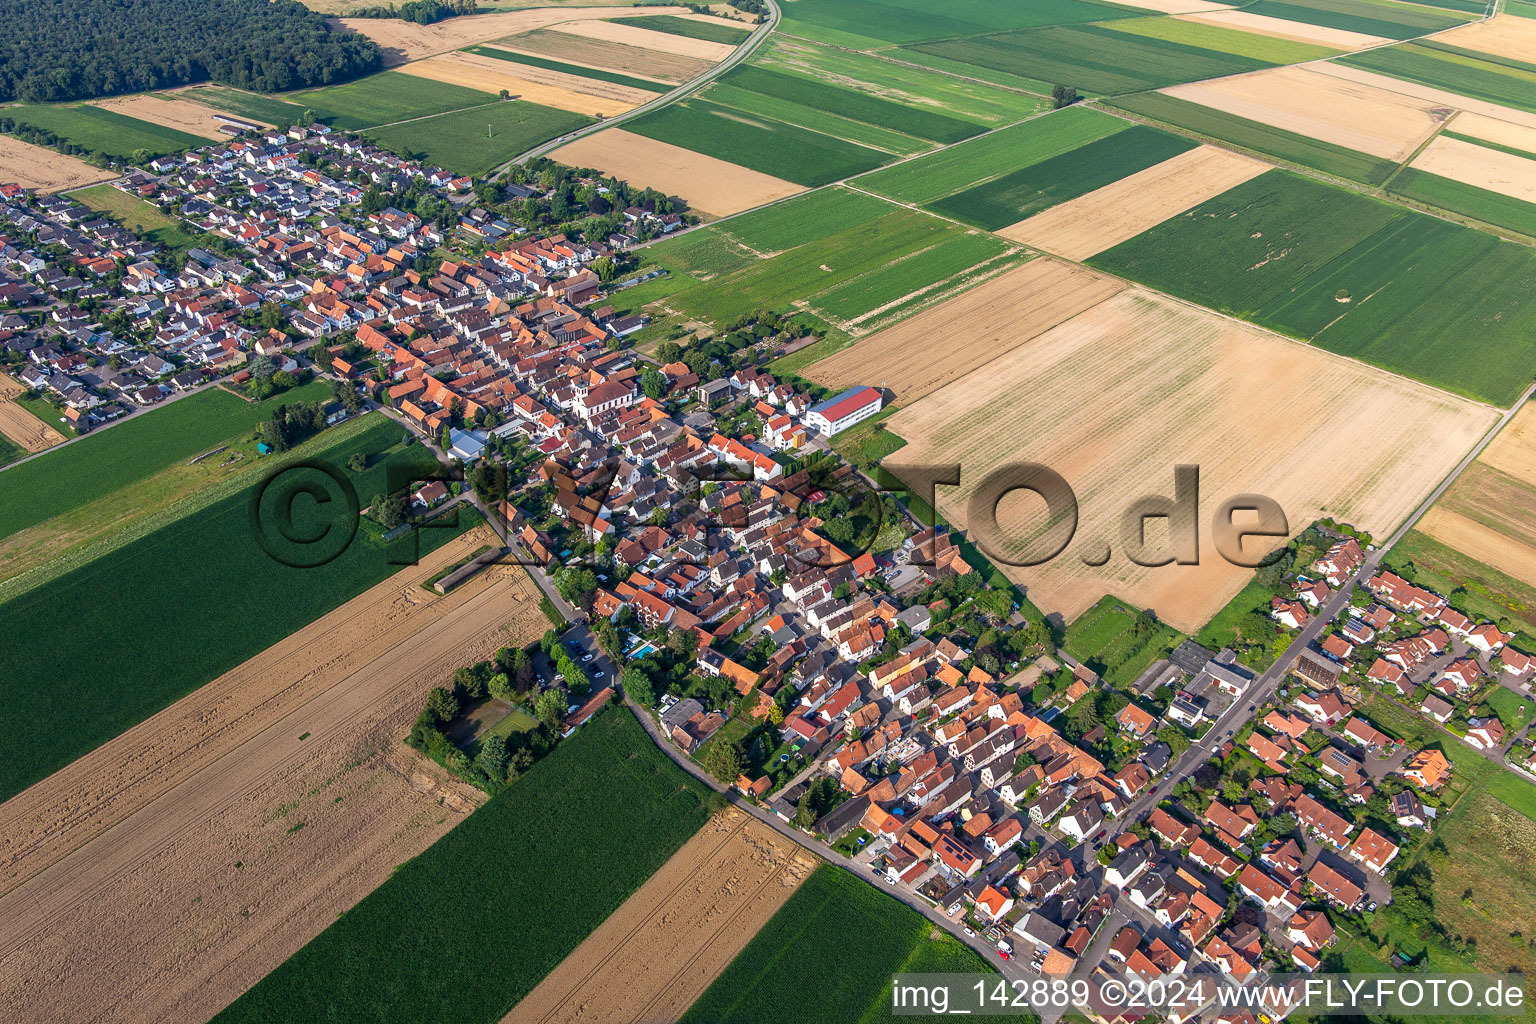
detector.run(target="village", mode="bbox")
[3,111,1534,1024]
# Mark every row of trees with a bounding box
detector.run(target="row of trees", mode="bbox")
[0,0,382,103]
[347,0,477,23]
[256,400,326,453]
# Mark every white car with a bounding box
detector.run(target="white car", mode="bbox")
[581,653,594,662]
[963,927,975,937]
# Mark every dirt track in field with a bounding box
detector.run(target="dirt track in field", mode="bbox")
[0,136,113,194]
[1162,65,1449,160]
[999,146,1271,261]
[0,374,64,453]
[0,527,547,1023]
[503,808,816,1024]
[332,5,691,63]
[398,51,652,115]
[552,128,803,217]
[1411,134,1536,205]
[808,259,1124,405]
[884,288,1496,630]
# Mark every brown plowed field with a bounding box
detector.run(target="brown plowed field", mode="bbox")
[546,19,736,60]
[0,374,64,453]
[1162,65,1449,160]
[999,146,1271,261]
[398,51,652,115]
[1479,403,1536,487]
[885,288,1495,630]
[500,28,712,84]
[1435,15,1536,64]
[332,5,691,63]
[1110,0,1235,13]
[504,808,816,1024]
[1450,112,1536,156]
[89,94,235,138]
[1420,507,1536,588]
[1315,63,1536,132]
[0,528,547,1023]
[1177,10,1386,49]
[552,128,803,217]
[806,259,1125,405]
[0,136,113,193]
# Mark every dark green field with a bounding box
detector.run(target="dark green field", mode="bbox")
[907,23,1276,96]
[929,125,1196,229]
[852,106,1127,205]
[1063,596,1184,688]
[178,86,311,127]
[721,185,894,252]
[0,417,470,802]
[1090,170,1536,406]
[365,100,591,174]
[624,97,889,186]
[0,381,330,543]
[1340,43,1536,114]
[0,431,23,470]
[1108,92,1399,184]
[716,65,982,144]
[1241,0,1471,38]
[777,0,1139,48]
[216,709,714,1024]
[611,13,751,44]
[4,103,206,158]
[681,865,1022,1024]
[286,71,495,130]
[465,45,667,92]
[1391,167,1536,238]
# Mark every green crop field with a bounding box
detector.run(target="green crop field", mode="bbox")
[930,125,1196,229]
[4,103,206,158]
[1339,43,1536,114]
[715,65,983,144]
[610,13,751,44]
[756,38,1046,128]
[1102,14,1343,64]
[465,45,668,91]
[0,381,330,544]
[648,195,1012,328]
[216,709,714,1024]
[1109,91,1400,184]
[907,23,1276,97]
[0,416,471,802]
[1241,0,1472,38]
[1391,167,1536,238]
[1064,596,1184,688]
[0,432,22,470]
[71,184,201,253]
[716,185,892,253]
[704,82,936,156]
[852,106,1127,206]
[682,865,1021,1024]
[365,100,591,175]
[286,71,496,130]
[1511,0,1536,17]
[1089,169,1536,405]
[1394,0,1488,11]
[624,97,889,186]
[178,86,311,127]
[776,0,1140,49]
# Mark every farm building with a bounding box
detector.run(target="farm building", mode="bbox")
[806,385,883,436]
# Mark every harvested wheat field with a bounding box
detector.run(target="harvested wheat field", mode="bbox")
[0,136,113,193]
[1162,65,1449,160]
[884,288,1495,630]
[89,94,236,139]
[1000,146,1272,261]
[548,18,736,59]
[333,5,690,63]
[553,128,802,216]
[1479,403,1536,487]
[398,52,652,115]
[1315,63,1536,131]
[0,373,63,454]
[1434,14,1536,64]
[1450,112,1536,155]
[0,529,548,1024]
[808,259,1124,404]
[503,27,714,83]
[1411,134,1536,204]
[1177,10,1385,49]
[504,808,816,1024]
[1420,507,1536,588]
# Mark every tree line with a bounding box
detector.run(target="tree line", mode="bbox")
[0,0,382,103]
[346,0,477,23]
